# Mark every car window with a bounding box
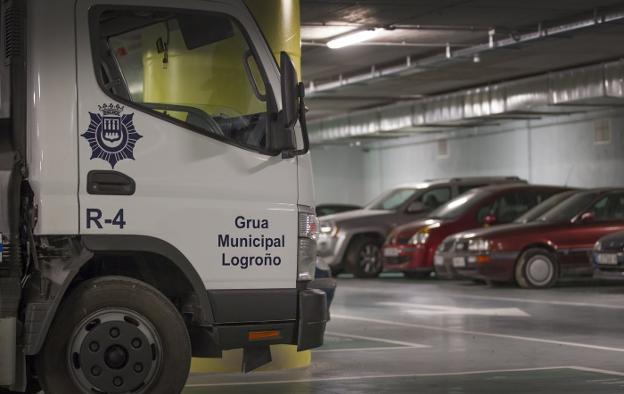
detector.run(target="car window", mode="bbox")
[538,191,600,222]
[368,188,417,210]
[415,187,451,210]
[431,188,490,220]
[457,184,487,195]
[515,191,575,223]
[477,190,538,224]
[92,8,274,153]
[586,192,624,221]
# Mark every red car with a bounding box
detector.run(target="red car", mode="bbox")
[443,188,624,288]
[382,184,566,278]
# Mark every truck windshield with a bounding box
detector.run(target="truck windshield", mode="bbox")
[93,8,274,153]
[428,189,486,220]
[514,190,576,223]
[367,188,417,210]
[537,191,600,222]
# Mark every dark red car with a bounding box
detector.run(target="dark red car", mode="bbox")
[444,188,624,288]
[382,184,566,278]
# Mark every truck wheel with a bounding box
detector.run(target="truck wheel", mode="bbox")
[37,276,191,394]
[515,248,558,289]
[348,236,383,278]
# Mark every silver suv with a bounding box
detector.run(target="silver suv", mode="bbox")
[317,177,526,278]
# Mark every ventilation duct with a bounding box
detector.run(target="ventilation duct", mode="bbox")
[309,59,624,144]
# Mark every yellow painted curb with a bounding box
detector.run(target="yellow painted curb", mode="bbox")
[191,345,311,373]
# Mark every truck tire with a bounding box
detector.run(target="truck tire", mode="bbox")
[37,276,191,394]
[348,236,383,278]
[515,248,559,289]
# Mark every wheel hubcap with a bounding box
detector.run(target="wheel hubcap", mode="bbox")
[68,309,162,393]
[359,244,381,274]
[526,256,553,286]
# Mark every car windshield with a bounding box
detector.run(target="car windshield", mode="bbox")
[428,189,488,220]
[537,191,600,222]
[367,188,418,210]
[514,191,576,223]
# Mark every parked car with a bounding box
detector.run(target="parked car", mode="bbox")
[383,184,566,279]
[445,188,624,288]
[317,203,361,217]
[317,176,526,278]
[593,231,624,280]
[435,190,579,278]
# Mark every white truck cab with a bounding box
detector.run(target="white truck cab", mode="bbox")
[0,0,326,392]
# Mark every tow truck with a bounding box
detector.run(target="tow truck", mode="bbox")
[0,0,327,392]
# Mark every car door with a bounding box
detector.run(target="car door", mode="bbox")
[562,191,624,271]
[75,1,298,290]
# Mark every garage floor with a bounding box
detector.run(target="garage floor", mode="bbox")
[185,275,624,393]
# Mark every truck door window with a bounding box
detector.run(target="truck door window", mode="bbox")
[91,8,274,154]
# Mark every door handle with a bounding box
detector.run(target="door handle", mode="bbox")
[87,170,136,195]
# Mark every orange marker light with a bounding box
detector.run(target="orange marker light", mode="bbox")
[476,255,491,264]
[248,330,281,341]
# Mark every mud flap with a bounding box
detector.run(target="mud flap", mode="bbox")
[242,344,272,373]
[0,317,16,387]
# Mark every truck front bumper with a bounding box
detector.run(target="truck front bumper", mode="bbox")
[192,287,328,358]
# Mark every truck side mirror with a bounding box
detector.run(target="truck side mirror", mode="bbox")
[280,51,299,130]
[579,212,595,223]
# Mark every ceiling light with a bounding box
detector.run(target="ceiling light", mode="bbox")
[327,29,380,49]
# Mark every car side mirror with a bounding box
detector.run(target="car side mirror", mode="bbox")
[407,201,426,214]
[579,212,595,223]
[484,215,497,226]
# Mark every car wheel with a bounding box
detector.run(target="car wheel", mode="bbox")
[403,271,430,279]
[37,276,191,394]
[515,248,558,289]
[348,236,383,278]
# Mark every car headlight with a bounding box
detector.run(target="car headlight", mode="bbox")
[409,231,430,245]
[319,221,338,237]
[593,241,601,252]
[467,239,491,252]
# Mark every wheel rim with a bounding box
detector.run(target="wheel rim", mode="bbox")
[359,243,382,274]
[68,308,163,393]
[526,255,554,286]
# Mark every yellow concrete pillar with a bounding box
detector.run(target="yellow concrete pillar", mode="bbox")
[245,0,302,76]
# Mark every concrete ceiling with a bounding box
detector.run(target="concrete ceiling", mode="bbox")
[300,0,624,121]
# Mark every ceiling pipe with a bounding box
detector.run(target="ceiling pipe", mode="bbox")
[305,7,624,97]
[308,59,624,144]
[302,40,472,48]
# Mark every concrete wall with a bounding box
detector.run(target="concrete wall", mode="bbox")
[311,109,624,205]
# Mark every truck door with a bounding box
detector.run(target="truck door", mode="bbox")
[75,1,298,290]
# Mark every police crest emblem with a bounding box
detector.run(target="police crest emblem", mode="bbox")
[81,104,143,168]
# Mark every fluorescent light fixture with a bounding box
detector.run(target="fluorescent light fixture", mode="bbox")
[327,29,379,49]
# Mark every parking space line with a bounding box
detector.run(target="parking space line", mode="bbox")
[325,331,430,348]
[452,294,624,310]
[332,314,624,353]
[315,346,422,353]
[185,366,575,388]
[570,366,624,377]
